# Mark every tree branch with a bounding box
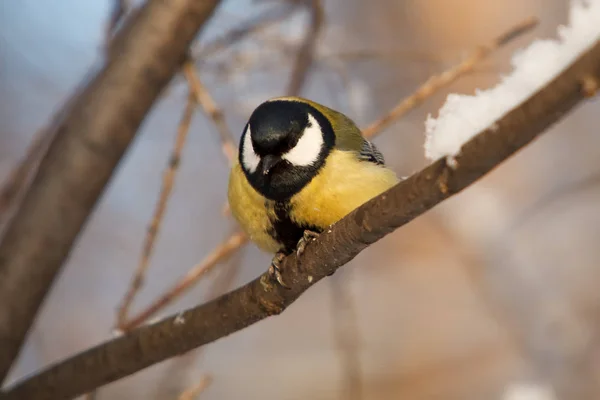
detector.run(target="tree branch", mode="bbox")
[183,63,237,163]
[119,230,248,331]
[116,91,196,329]
[362,16,538,138]
[3,35,600,400]
[0,0,222,384]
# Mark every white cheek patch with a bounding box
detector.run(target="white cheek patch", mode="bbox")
[282,114,323,167]
[241,125,260,173]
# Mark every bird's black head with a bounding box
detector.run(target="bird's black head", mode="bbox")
[239,98,336,201]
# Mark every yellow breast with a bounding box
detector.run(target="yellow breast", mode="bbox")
[288,149,399,229]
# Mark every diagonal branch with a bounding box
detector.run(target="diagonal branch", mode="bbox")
[183,63,237,163]
[0,0,223,384]
[116,91,197,329]
[362,16,538,138]
[3,32,600,400]
[119,230,248,331]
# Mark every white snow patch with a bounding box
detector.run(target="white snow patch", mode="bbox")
[425,0,600,161]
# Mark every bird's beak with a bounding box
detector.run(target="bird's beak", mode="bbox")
[260,155,281,175]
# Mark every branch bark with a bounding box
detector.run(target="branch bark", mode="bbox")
[0,0,222,384]
[3,36,600,400]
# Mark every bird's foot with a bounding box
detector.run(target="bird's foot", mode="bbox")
[296,230,320,258]
[268,251,290,289]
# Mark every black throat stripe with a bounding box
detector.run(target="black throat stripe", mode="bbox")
[267,201,320,254]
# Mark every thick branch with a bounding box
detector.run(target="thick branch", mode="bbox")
[0,0,222,384]
[3,37,600,400]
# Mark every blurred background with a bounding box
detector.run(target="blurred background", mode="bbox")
[2,0,600,399]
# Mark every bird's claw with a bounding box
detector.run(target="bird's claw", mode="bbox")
[268,252,290,289]
[266,230,320,289]
[296,230,320,257]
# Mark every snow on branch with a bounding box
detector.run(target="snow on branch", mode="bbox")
[425,0,600,162]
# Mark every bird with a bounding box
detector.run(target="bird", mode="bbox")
[228,96,399,287]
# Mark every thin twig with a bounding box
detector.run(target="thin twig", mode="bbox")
[324,49,446,64]
[286,0,325,96]
[120,230,248,331]
[205,241,245,301]
[362,16,538,138]
[183,62,237,163]
[178,375,212,400]
[116,91,196,328]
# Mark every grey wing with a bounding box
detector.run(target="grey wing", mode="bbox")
[358,139,385,165]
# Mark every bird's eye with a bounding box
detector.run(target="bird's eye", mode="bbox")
[281,114,323,167]
[242,125,261,173]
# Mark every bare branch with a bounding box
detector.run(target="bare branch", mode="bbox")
[119,231,248,331]
[4,29,599,400]
[0,0,222,384]
[116,91,196,328]
[286,0,325,96]
[362,16,538,138]
[183,63,237,163]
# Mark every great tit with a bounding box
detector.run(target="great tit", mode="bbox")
[228,96,398,286]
